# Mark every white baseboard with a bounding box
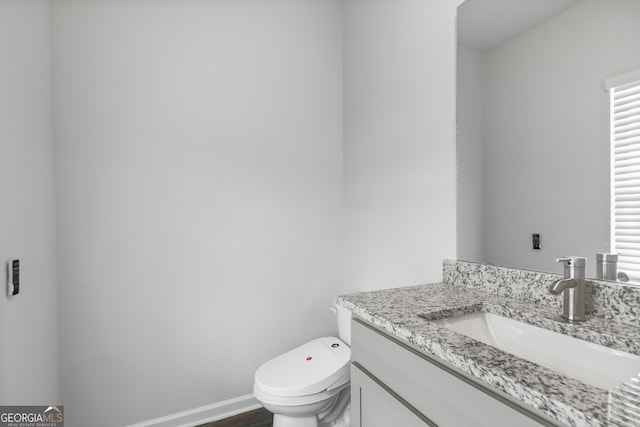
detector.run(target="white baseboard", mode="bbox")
[126,394,262,427]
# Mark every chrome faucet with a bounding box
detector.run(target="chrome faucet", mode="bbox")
[549,257,586,322]
[595,253,630,282]
[596,253,618,281]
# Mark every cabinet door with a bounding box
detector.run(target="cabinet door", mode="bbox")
[352,364,433,427]
[351,319,558,427]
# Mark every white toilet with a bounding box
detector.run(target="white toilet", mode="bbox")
[253,306,352,427]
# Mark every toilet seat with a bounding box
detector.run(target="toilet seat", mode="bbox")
[254,337,350,398]
[254,379,349,407]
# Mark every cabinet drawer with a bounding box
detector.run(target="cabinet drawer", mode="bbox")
[351,318,560,427]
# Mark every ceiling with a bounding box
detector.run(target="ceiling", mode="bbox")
[457,0,585,53]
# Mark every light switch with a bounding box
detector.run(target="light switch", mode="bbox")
[7,259,19,296]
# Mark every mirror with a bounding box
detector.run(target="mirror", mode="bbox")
[456,0,640,280]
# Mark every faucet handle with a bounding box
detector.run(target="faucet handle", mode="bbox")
[556,257,587,268]
[618,271,630,282]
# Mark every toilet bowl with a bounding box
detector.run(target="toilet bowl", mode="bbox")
[253,307,352,427]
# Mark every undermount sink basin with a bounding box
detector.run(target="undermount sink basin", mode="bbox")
[432,312,640,390]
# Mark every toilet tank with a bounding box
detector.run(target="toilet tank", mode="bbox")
[334,305,352,346]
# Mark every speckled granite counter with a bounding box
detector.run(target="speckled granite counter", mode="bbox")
[336,261,640,427]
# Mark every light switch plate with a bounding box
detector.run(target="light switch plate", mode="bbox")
[7,259,19,296]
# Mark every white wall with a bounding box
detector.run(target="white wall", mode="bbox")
[459,0,640,276]
[457,46,486,263]
[0,0,60,405]
[51,1,342,425]
[343,0,462,292]
[0,0,463,422]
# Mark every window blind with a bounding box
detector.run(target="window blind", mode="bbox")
[609,71,640,282]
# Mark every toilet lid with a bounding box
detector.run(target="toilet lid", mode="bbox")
[254,337,350,397]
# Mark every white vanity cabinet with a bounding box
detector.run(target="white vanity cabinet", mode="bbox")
[352,366,433,427]
[350,318,561,427]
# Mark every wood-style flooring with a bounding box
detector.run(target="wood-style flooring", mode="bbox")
[197,408,273,427]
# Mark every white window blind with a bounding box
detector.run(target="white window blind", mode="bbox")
[608,69,640,282]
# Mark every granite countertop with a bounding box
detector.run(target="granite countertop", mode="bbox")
[336,282,640,427]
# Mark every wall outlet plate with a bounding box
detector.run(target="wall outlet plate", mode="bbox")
[532,234,541,251]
